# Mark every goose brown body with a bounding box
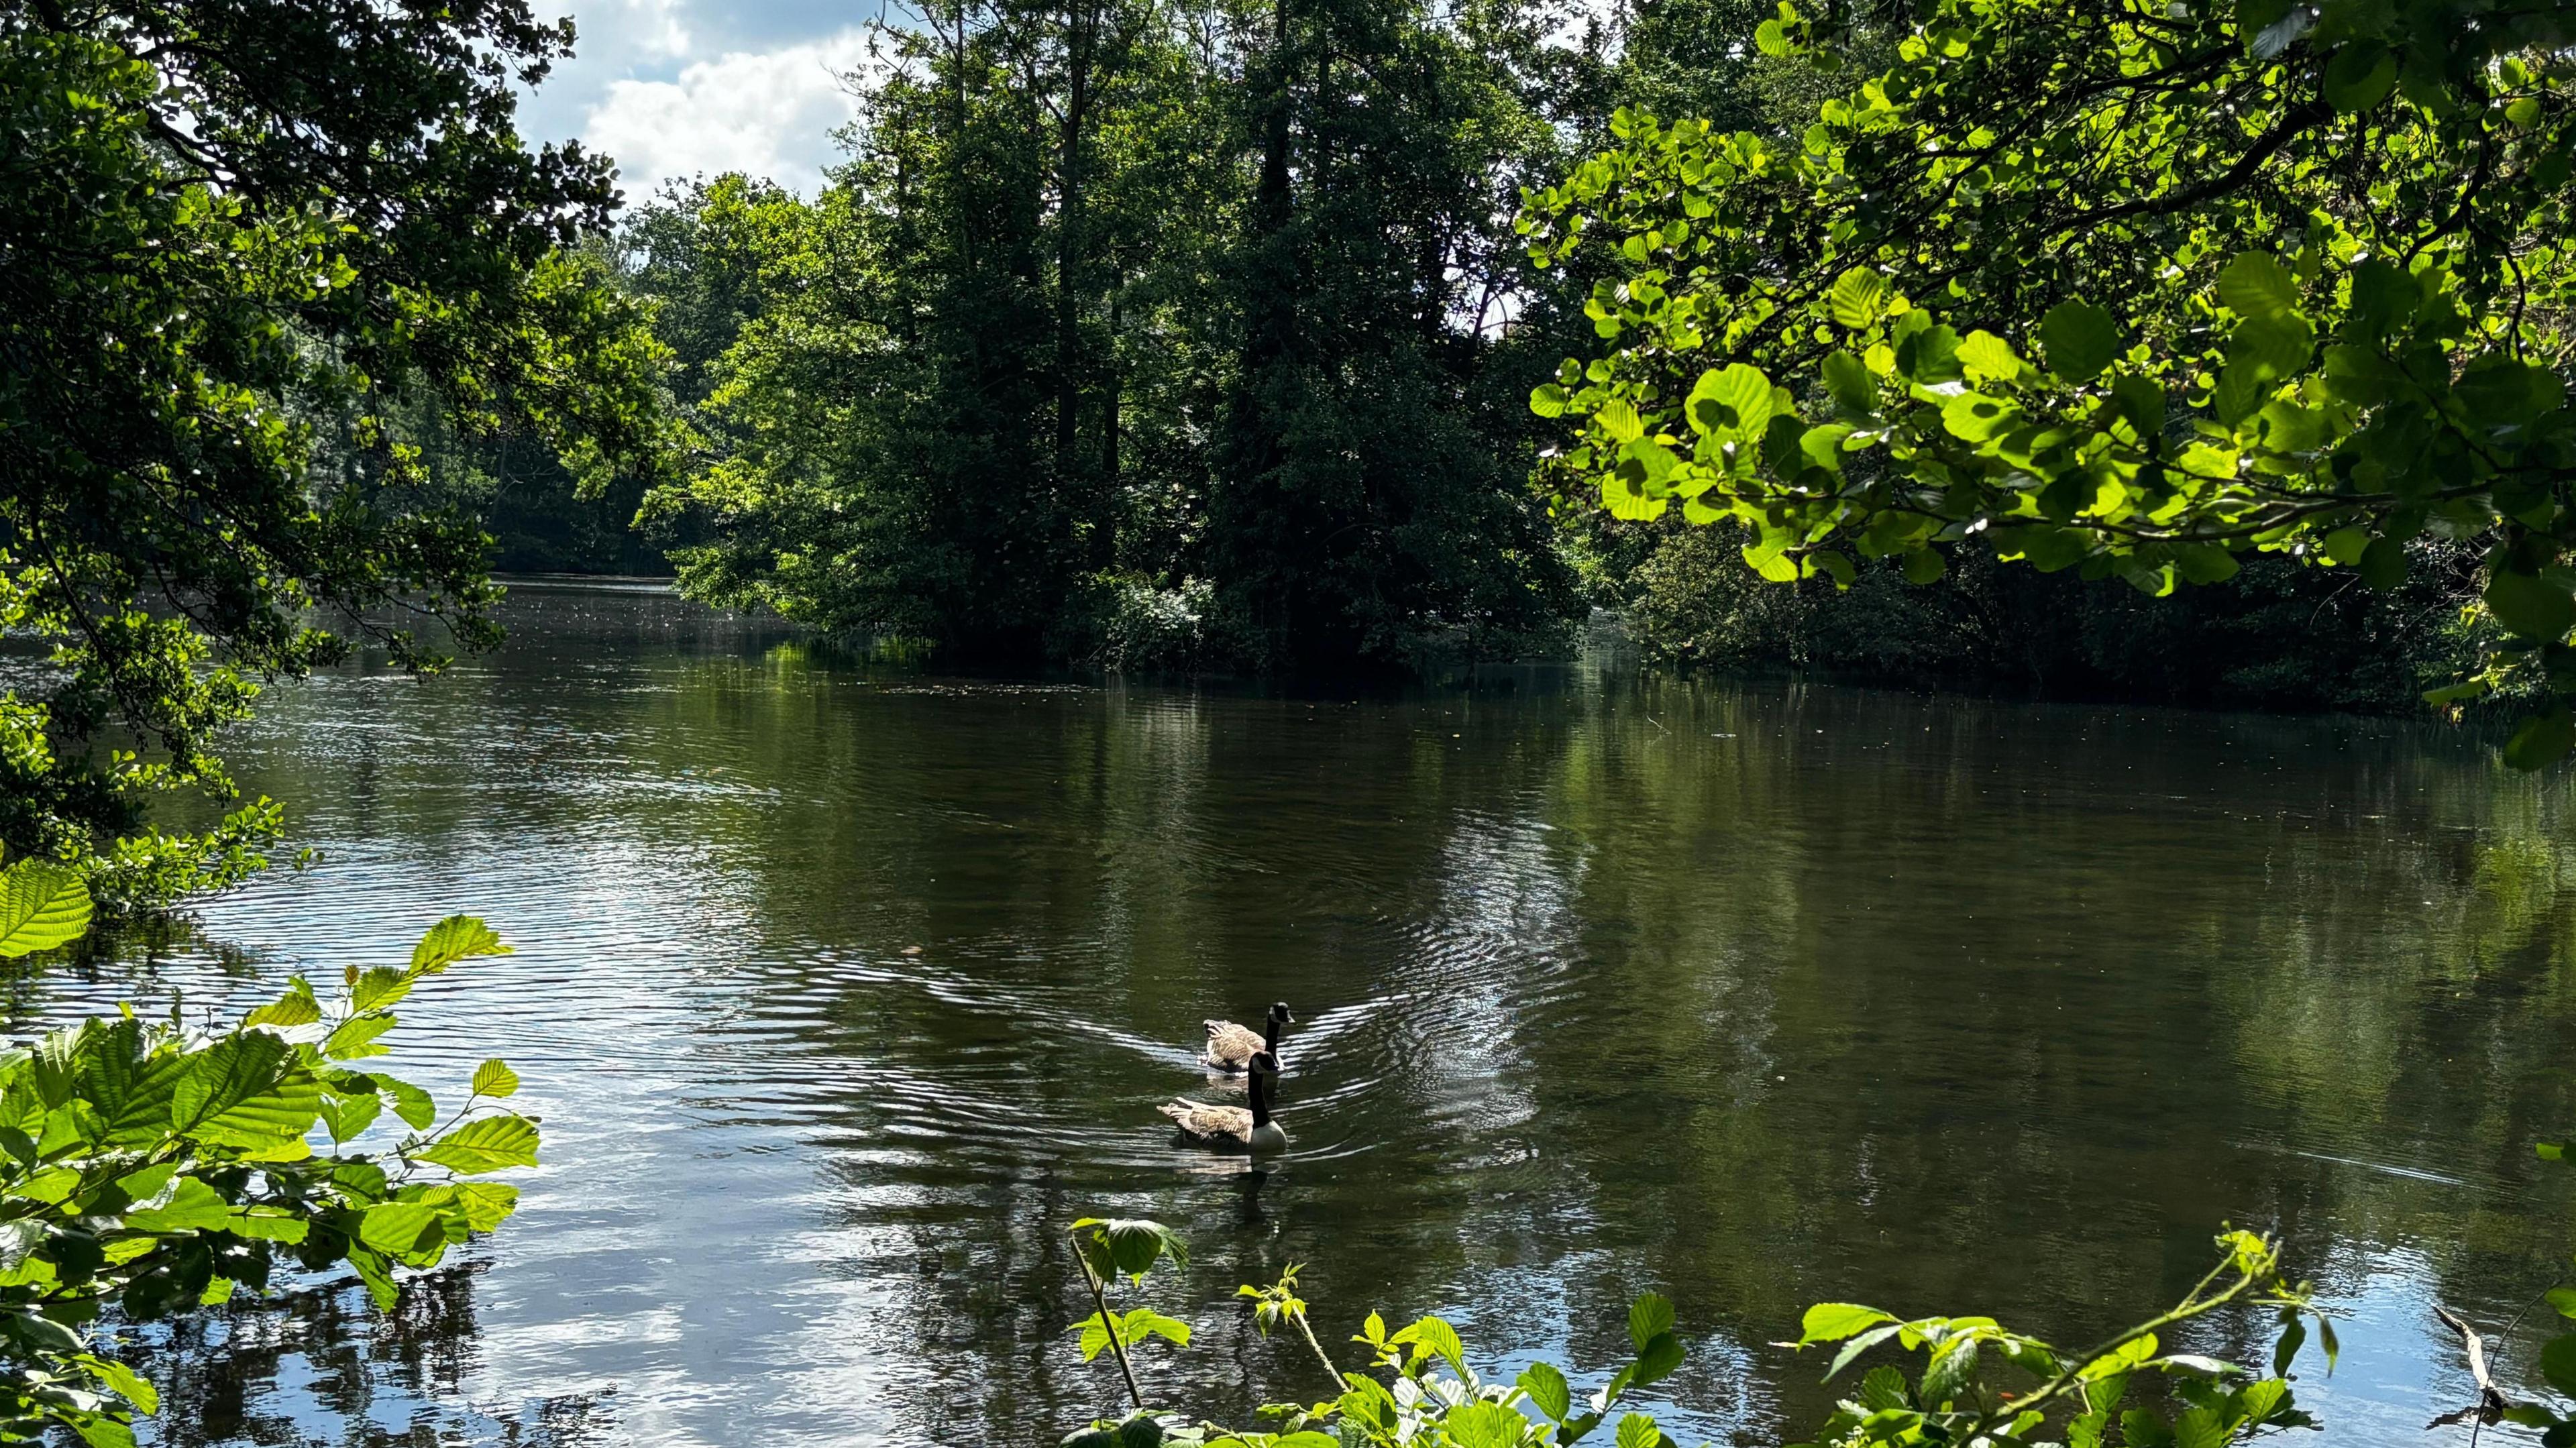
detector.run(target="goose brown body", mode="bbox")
[1200,1002,1293,1072]
[1161,1050,1287,1152]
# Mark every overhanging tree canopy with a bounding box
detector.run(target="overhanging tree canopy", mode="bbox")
[1,0,678,907]
[1524,0,2576,757]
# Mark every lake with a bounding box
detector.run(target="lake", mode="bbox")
[46,578,2576,1446]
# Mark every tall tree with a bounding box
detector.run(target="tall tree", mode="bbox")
[1,0,676,909]
[645,0,1588,673]
[1208,0,1584,669]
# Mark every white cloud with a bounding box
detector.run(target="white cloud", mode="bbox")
[582,28,873,200]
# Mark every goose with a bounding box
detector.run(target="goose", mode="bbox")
[1201,1001,1293,1073]
[1161,1050,1287,1152]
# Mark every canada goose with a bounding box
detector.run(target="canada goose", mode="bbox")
[1161,1050,1287,1152]
[1201,1002,1293,1073]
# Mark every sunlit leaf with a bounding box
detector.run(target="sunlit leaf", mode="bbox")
[0,861,91,960]
[411,1114,539,1174]
[409,916,509,974]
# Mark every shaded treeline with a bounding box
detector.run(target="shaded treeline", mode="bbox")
[617,0,1632,673]
[460,0,2476,708]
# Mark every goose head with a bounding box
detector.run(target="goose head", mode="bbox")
[1267,1002,1295,1025]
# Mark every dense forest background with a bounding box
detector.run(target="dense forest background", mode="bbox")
[438,0,2485,710]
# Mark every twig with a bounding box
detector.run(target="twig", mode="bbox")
[2426,1304,2511,1434]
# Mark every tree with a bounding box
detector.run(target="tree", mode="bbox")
[1,1,677,911]
[641,0,1589,673]
[1523,0,2576,752]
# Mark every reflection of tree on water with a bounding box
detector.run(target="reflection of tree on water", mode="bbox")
[116,1262,611,1447]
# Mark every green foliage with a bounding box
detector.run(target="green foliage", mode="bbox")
[2,1,680,913]
[636,0,1586,673]
[1063,1225,2333,1448]
[1787,1232,2320,1448]
[1061,1214,1692,1447]
[0,864,539,1445]
[1525,0,2576,757]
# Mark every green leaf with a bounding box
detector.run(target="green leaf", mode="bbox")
[85,1354,158,1414]
[1444,1402,1524,1448]
[1615,1413,1663,1448]
[1957,331,2020,384]
[2272,1315,2305,1375]
[170,1033,291,1136]
[1828,267,1890,329]
[2358,536,2408,591]
[452,1181,520,1232]
[72,1416,134,1448]
[470,1060,520,1099]
[1744,539,1800,583]
[2227,315,2316,382]
[2485,568,2574,641]
[325,1014,398,1061]
[347,1245,398,1311]
[2320,527,2370,566]
[318,1089,381,1145]
[2455,357,2565,428]
[1821,351,1877,416]
[1860,1363,1913,1411]
[2548,1286,2576,1319]
[1629,1292,1676,1351]
[2217,252,2300,321]
[2504,707,2576,771]
[1596,398,1643,444]
[1519,1361,1572,1421]
[223,1208,310,1243]
[0,860,92,959]
[1921,1337,1979,1406]
[2172,1405,2226,1448]
[412,1113,540,1174]
[2175,545,2241,585]
[1391,1315,1467,1378]
[1902,549,1947,585]
[2039,300,2121,380]
[1530,382,1571,418]
[351,968,413,1014]
[358,1201,442,1255]
[123,1176,229,1233]
[2540,1332,2576,1396]
[380,1076,437,1131]
[1631,1331,1684,1386]
[195,1062,324,1148]
[1940,392,2021,442]
[1071,1217,1187,1277]
[2322,42,2396,112]
[241,981,321,1030]
[410,916,508,974]
[1894,324,1963,383]
[1800,1302,1896,1345]
[1755,17,1789,54]
[1687,364,1776,439]
[1826,1323,1905,1380]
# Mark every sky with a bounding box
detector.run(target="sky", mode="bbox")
[517,0,888,203]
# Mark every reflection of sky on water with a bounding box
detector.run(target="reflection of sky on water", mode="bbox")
[23,579,2576,1445]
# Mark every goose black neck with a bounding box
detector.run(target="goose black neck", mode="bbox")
[1261,1015,1283,1056]
[1248,1067,1271,1128]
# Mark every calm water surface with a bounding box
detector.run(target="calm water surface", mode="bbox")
[41,579,2576,1445]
